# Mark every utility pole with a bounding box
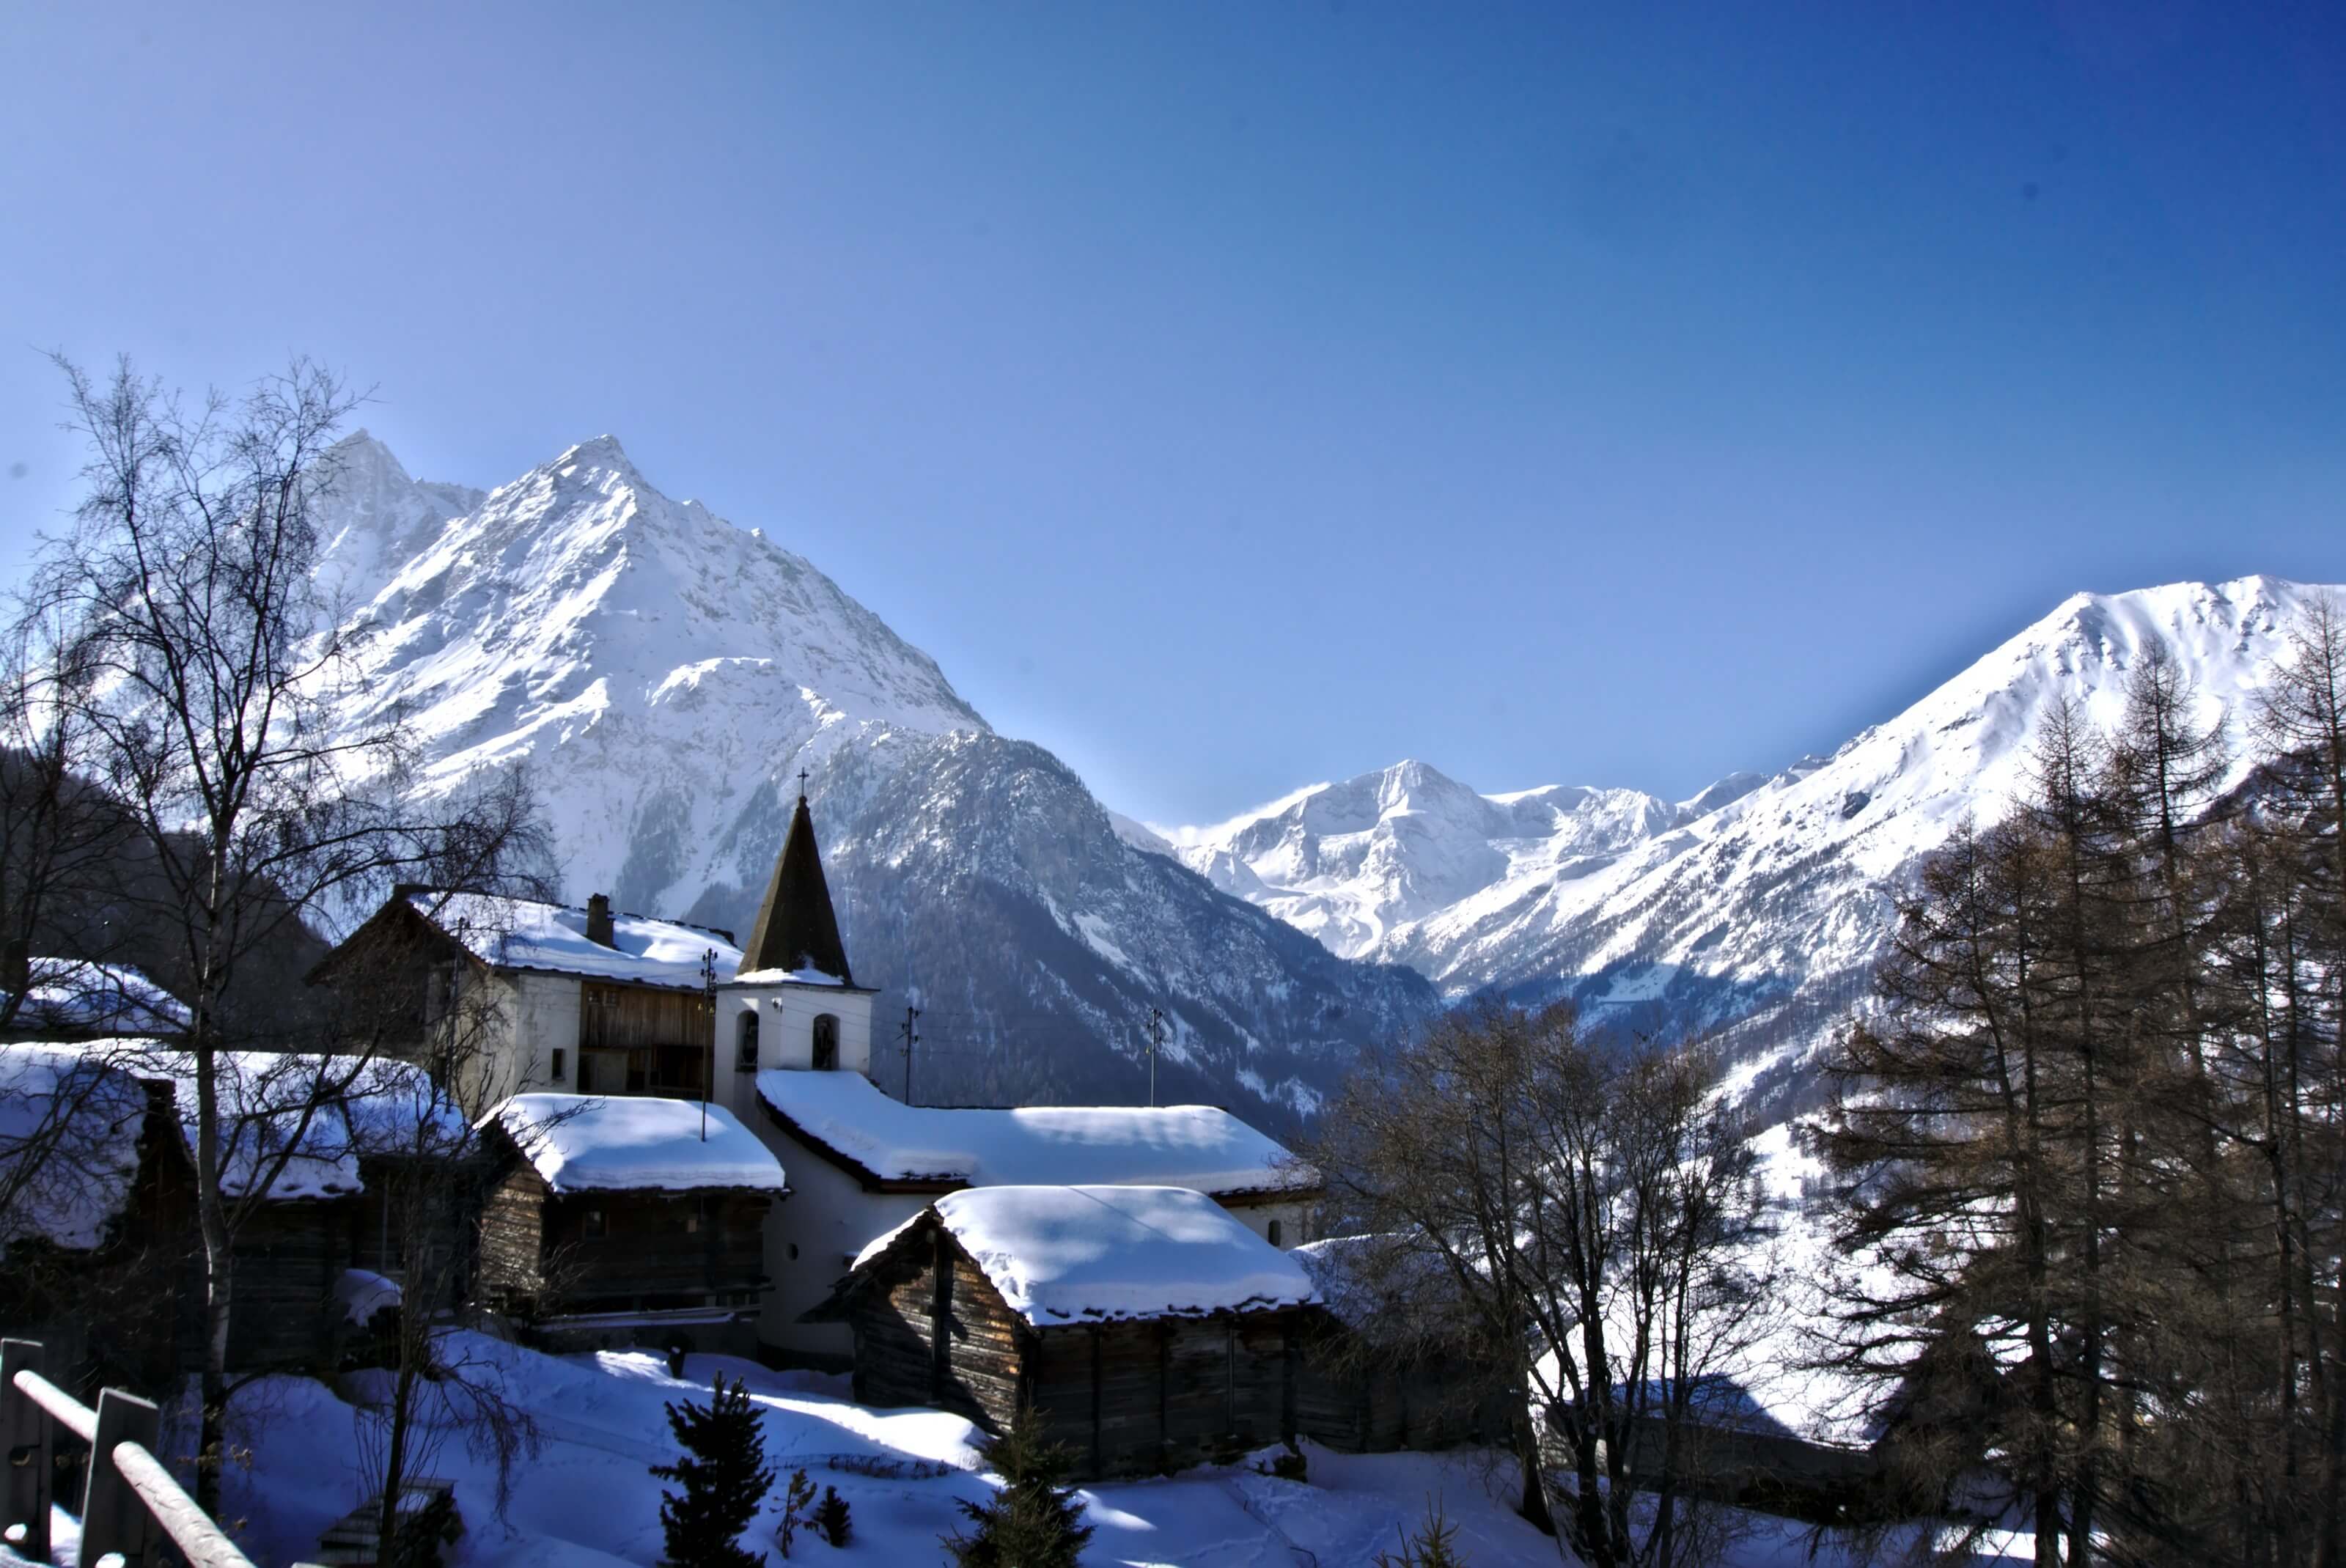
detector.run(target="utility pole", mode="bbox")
[699,949,718,1141]
[1147,1006,1164,1107]
[900,1005,922,1105]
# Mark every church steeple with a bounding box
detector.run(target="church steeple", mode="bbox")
[740,781,853,984]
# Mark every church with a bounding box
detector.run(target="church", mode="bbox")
[319,785,1318,1364]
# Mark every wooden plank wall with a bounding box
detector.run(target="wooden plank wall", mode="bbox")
[221,1201,356,1370]
[476,1168,549,1300]
[1291,1337,1515,1454]
[579,983,711,1050]
[549,1191,768,1308]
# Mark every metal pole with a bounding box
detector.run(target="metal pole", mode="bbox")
[1147,1007,1163,1107]
[700,949,717,1141]
[901,1005,920,1104]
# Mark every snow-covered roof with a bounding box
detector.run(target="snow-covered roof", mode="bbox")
[2,959,190,1037]
[756,1070,1313,1196]
[35,1041,462,1202]
[489,1093,787,1194]
[861,1185,1319,1327]
[411,891,741,991]
[732,967,844,987]
[0,1045,151,1252]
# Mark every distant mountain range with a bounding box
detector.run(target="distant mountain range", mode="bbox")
[309,434,1435,1126]
[1147,575,2336,1120]
[310,434,2336,1129]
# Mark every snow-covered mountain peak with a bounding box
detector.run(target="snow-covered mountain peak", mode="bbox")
[301,432,1433,1122]
[1166,573,2342,1122]
[319,433,985,913]
[1158,758,1692,961]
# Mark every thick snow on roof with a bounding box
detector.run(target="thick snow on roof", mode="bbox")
[3,959,190,1036]
[40,1041,462,1202]
[491,1093,787,1194]
[866,1185,1318,1327]
[757,1070,1312,1195]
[0,1045,150,1251]
[413,892,740,990]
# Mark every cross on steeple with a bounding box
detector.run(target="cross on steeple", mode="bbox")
[796,766,810,802]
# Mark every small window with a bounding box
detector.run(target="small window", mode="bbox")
[787,1242,800,1262]
[582,1208,606,1240]
[551,1048,566,1083]
[812,1013,839,1072]
[1267,1218,1284,1247]
[736,1009,760,1071]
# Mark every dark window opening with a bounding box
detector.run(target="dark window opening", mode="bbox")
[582,1208,606,1240]
[812,1012,840,1072]
[736,1009,760,1071]
[1267,1218,1283,1247]
[551,1047,566,1082]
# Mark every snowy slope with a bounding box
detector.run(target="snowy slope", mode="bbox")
[309,435,1433,1125]
[1154,758,1766,962]
[1158,578,2336,1111]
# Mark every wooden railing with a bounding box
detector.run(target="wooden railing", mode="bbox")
[0,1338,324,1568]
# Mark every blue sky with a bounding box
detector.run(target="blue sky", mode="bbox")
[4,2,2342,825]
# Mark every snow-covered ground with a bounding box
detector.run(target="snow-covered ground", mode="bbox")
[1,1325,2037,1568]
[0,1340,1894,1567]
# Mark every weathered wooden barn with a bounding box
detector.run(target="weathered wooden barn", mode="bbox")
[812,1184,1321,1479]
[0,1044,457,1380]
[1288,1234,1519,1454]
[474,1092,789,1354]
[0,1046,189,1387]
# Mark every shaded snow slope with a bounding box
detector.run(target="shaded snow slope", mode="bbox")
[309,435,1433,1127]
[1160,578,2340,1112]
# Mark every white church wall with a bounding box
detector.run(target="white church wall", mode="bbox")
[757,1133,926,1363]
[718,984,874,1086]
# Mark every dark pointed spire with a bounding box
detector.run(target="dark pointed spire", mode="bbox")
[740,785,853,984]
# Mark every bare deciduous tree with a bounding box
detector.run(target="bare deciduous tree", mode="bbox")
[1313,1001,1773,1568]
[24,354,550,1514]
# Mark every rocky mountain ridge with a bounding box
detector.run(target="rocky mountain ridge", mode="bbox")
[309,433,1435,1125]
[1155,576,2339,1116]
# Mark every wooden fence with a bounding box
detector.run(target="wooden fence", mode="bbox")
[0,1338,325,1568]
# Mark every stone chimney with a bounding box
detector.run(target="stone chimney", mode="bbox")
[584,893,617,949]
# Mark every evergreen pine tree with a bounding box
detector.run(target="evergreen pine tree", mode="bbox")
[650,1375,776,1568]
[944,1405,1095,1568]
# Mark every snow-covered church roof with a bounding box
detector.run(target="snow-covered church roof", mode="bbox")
[489,1093,787,1194]
[852,1185,1319,1327]
[407,891,743,991]
[755,1070,1314,1197]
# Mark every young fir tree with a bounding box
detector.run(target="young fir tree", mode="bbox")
[650,1375,776,1568]
[944,1404,1095,1568]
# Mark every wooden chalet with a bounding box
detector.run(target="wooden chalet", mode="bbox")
[309,886,746,1116]
[810,1185,1321,1479]
[474,1093,789,1355]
